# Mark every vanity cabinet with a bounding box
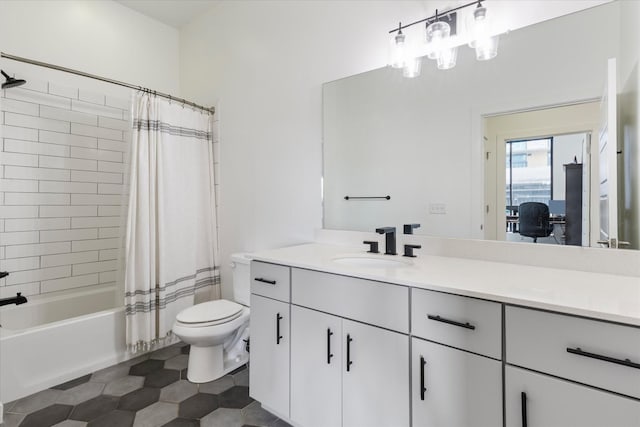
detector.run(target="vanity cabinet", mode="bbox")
[290,305,410,427]
[505,366,640,427]
[412,337,502,427]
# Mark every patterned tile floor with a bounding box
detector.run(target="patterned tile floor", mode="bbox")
[1,342,290,427]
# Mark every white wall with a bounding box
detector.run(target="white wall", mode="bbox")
[0,0,180,95]
[179,0,614,299]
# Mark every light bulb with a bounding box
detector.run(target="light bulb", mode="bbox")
[425,20,451,60]
[390,30,406,69]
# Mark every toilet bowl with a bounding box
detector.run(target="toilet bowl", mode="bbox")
[172,253,251,383]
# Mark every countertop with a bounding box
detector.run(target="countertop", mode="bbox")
[251,243,640,327]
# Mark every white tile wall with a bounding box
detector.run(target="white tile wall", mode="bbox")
[1,81,129,296]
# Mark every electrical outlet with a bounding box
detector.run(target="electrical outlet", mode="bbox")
[429,203,446,215]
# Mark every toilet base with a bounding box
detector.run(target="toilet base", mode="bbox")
[186,344,249,383]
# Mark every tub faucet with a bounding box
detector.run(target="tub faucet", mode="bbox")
[375,227,397,255]
[0,292,28,307]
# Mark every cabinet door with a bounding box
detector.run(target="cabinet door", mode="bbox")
[249,294,290,418]
[505,366,640,427]
[342,319,409,427]
[290,306,342,427]
[412,338,502,427]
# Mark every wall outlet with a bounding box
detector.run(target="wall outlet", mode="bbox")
[429,203,447,215]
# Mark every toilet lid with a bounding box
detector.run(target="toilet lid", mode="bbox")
[176,300,243,324]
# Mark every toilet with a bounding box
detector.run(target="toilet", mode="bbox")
[172,253,251,383]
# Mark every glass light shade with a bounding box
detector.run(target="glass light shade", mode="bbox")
[390,32,406,69]
[468,6,489,48]
[425,20,450,60]
[402,57,422,78]
[475,34,499,60]
[437,46,458,70]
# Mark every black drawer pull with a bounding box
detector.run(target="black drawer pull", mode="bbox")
[327,328,334,364]
[276,313,283,345]
[420,356,427,400]
[566,347,640,369]
[521,392,528,427]
[346,334,353,372]
[254,277,276,285]
[427,314,476,330]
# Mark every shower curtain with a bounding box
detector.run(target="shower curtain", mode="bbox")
[124,92,220,352]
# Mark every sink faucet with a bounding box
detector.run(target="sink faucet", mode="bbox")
[0,292,28,307]
[375,227,397,255]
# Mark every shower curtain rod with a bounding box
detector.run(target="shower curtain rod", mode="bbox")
[0,52,215,114]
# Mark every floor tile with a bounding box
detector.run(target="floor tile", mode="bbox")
[0,412,25,427]
[160,380,198,403]
[51,375,92,391]
[180,345,190,355]
[198,376,234,395]
[232,369,249,387]
[86,409,135,427]
[164,354,189,371]
[161,418,200,427]
[218,386,253,409]
[178,393,219,419]
[270,419,293,427]
[7,389,63,414]
[180,369,189,380]
[241,402,277,426]
[200,408,243,427]
[56,382,105,405]
[129,359,164,376]
[119,354,151,368]
[103,375,145,396]
[117,387,161,412]
[69,395,119,422]
[149,346,183,361]
[51,420,88,427]
[144,368,180,388]
[90,364,130,383]
[20,404,73,427]
[133,401,178,427]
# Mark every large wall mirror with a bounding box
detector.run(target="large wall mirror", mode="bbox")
[323,0,639,250]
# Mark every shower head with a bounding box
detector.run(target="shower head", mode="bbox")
[1,70,27,89]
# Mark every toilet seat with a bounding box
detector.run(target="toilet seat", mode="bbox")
[176,300,243,328]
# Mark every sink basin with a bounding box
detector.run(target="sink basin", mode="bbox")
[331,254,412,268]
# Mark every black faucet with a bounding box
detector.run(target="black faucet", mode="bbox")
[375,227,397,255]
[0,292,28,307]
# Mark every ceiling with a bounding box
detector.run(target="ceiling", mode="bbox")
[115,0,217,29]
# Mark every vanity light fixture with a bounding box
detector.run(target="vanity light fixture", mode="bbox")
[388,0,499,77]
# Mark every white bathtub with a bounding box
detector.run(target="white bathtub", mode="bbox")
[0,285,128,404]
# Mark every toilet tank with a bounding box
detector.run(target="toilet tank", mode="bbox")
[231,253,252,306]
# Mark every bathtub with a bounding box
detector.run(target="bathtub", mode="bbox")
[0,285,128,404]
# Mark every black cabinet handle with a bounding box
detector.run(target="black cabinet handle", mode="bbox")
[420,356,427,400]
[566,347,640,369]
[346,334,353,372]
[327,328,334,364]
[276,313,283,344]
[427,314,476,330]
[521,392,528,427]
[255,277,276,285]
[0,271,9,279]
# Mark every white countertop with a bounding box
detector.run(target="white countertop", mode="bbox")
[251,243,640,326]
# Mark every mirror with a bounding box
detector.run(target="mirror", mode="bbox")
[323,1,639,249]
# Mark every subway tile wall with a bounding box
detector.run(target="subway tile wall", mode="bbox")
[0,80,130,298]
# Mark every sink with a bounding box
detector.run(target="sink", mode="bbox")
[331,254,412,268]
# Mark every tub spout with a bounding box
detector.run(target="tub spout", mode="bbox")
[0,292,28,307]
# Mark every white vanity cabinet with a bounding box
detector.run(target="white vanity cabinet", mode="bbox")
[290,269,410,427]
[249,262,291,419]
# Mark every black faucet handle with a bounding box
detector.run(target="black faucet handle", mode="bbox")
[0,271,9,279]
[403,244,422,258]
[363,241,379,254]
[403,224,421,234]
[375,227,396,234]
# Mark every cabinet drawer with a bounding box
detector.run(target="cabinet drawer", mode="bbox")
[250,261,290,302]
[411,288,502,359]
[506,306,640,399]
[291,268,409,333]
